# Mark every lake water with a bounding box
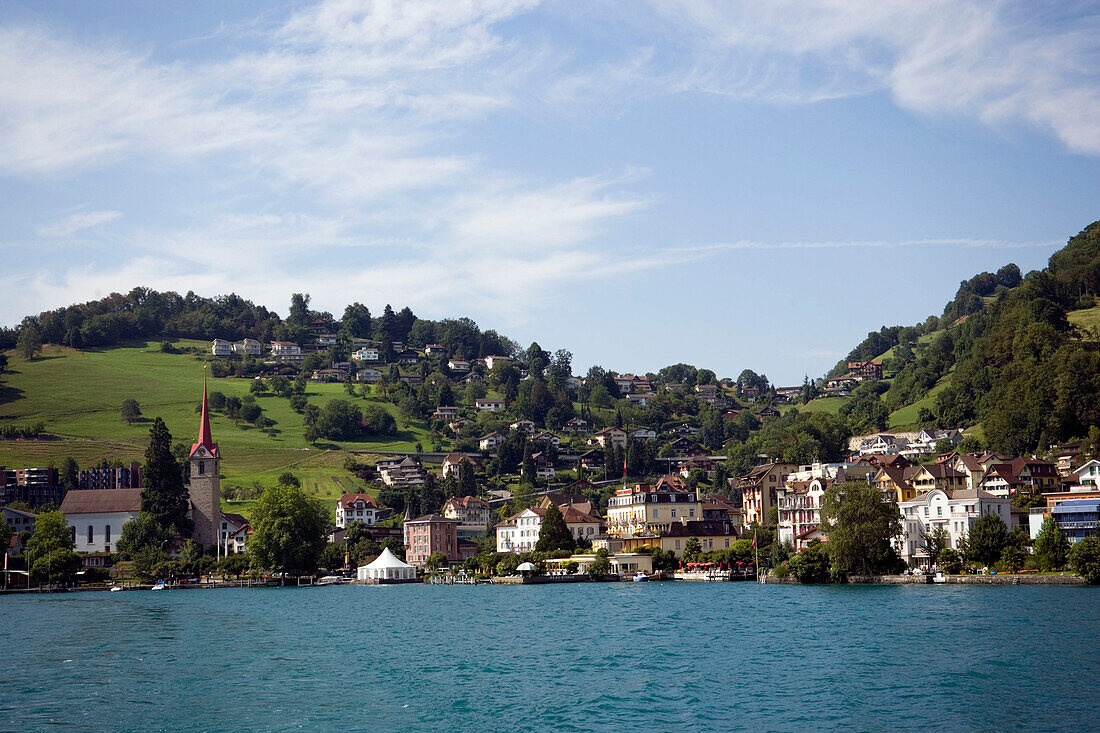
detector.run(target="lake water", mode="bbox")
[2,583,1097,732]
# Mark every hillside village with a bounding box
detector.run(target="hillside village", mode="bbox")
[4,221,1100,585]
[4,318,1100,586]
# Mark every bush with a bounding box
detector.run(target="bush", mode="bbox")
[1070,536,1100,584]
[788,541,831,584]
[771,563,790,579]
[936,548,963,574]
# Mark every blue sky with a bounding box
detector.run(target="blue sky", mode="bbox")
[1,1,1098,384]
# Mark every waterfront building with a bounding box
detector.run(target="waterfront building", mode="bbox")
[733,462,796,525]
[777,477,830,549]
[606,478,701,537]
[495,505,602,553]
[219,512,251,555]
[60,488,142,553]
[404,515,460,565]
[897,488,1011,567]
[1051,498,1100,543]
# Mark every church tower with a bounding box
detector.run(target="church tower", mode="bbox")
[189,375,221,548]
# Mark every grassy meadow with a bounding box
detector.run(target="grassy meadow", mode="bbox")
[0,341,440,518]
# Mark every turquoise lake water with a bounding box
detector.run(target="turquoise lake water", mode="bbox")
[2,583,1098,732]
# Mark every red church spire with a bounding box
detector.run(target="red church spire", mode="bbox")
[190,370,219,457]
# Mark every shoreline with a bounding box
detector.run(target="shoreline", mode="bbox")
[3,572,1088,593]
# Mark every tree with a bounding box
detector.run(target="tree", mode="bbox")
[17,325,42,360]
[787,541,831,583]
[936,548,963,574]
[277,471,301,488]
[1033,515,1070,571]
[682,537,702,562]
[967,513,1009,567]
[535,504,576,553]
[426,551,449,571]
[921,526,951,562]
[121,398,142,424]
[315,399,363,441]
[342,302,372,339]
[116,512,174,559]
[24,511,81,585]
[288,292,311,328]
[588,548,611,578]
[1069,535,1100,584]
[820,481,903,577]
[248,482,328,581]
[141,418,191,536]
[59,456,79,493]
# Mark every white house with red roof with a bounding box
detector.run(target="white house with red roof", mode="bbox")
[336,493,378,528]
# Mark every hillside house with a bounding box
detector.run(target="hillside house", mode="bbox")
[563,417,590,434]
[475,398,505,413]
[353,347,379,362]
[336,494,378,528]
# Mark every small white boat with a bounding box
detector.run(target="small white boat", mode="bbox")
[150,581,166,591]
[632,574,649,582]
[316,575,342,586]
[110,585,123,592]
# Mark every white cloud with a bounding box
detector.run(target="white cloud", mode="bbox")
[637,0,1100,153]
[36,210,122,238]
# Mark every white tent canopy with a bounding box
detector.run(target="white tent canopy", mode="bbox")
[516,561,536,572]
[357,547,417,581]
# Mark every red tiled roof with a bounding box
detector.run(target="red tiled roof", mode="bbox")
[338,493,378,509]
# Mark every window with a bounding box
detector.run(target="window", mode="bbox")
[70,527,76,544]
[671,509,677,518]
[198,461,205,475]
[87,525,94,544]
[105,525,111,543]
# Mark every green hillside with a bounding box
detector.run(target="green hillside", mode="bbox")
[0,340,438,516]
[1068,303,1100,335]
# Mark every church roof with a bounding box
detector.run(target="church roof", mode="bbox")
[190,376,220,459]
[60,488,142,515]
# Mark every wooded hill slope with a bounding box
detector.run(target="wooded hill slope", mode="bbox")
[837,220,1100,454]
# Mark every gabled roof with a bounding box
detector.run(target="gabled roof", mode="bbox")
[338,493,378,509]
[60,488,142,514]
[444,495,490,510]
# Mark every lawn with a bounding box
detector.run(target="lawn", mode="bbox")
[0,341,442,512]
[888,372,953,429]
[1068,304,1100,336]
[787,396,850,416]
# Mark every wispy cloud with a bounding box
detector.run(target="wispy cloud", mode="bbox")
[36,209,122,238]
[635,0,1100,154]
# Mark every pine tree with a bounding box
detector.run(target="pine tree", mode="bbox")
[535,504,576,552]
[59,456,79,492]
[141,418,191,536]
